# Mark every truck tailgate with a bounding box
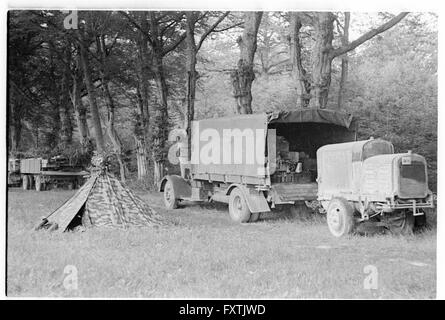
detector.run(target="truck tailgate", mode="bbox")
[271,183,318,202]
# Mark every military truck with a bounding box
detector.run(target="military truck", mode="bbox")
[159,109,357,223]
[317,139,434,237]
[20,157,88,191]
[160,109,434,236]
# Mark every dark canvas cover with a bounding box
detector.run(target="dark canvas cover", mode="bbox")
[267,109,357,130]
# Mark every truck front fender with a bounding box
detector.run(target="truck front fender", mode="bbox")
[159,175,192,199]
[226,184,270,213]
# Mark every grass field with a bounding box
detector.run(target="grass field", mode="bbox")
[7,187,436,298]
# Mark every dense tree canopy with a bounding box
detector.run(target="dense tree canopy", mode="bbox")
[8,11,437,189]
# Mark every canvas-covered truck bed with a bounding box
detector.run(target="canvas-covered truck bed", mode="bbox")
[188,109,356,194]
[189,113,269,185]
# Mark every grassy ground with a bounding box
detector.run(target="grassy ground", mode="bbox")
[7,187,436,298]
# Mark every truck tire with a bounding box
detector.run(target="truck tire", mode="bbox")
[22,175,29,190]
[228,188,252,223]
[326,198,355,237]
[35,175,42,192]
[163,179,179,209]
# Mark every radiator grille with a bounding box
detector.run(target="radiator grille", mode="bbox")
[399,161,427,198]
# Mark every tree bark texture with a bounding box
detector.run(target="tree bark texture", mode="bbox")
[231,11,263,114]
[70,70,90,147]
[78,32,105,152]
[184,11,229,161]
[185,12,198,160]
[290,13,311,108]
[97,34,126,182]
[337,12,350,109]
[58,46,74,147]
[151,52,169,187]
[149,12,170,187]
[295,12,407,109]
[8,85,23,154]
[309,12,335,109]
[134,15,151,180]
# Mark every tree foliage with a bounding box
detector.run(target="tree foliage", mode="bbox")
[8,11,437,190]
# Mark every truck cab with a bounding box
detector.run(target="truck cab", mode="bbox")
[317,138,434,237]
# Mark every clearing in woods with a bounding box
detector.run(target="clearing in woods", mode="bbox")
[7,188,436,298]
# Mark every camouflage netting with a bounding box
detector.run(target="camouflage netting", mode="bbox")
[36,153,164,232]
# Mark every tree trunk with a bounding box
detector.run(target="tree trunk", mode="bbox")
[97,34,126,182]
[149,12,170,187]
[337,12,350,109]
[8,86,23,154]
[151,51,169,187]
[103,82,127,183]
[47,47,61,149]
[70,72,90,146]
[305,12,407,109]
[135,20,151,180]
[231,12,263,114]
[134,135,148,180]
[77,34,105,152]
[185,12,198,160]
[309,12,335,109]
[134,85,149,181]
[183,11,229,161]
[138,16,151,131]
[59,49,73,147]
[290,13,311,108]
[153,160,164,188]
[258,13,270,77]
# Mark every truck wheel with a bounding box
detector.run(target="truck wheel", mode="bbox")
[388,210,415,235]
[35,175,42,191]
[22,175,29,190]
[228,188,252,223]
[326,198,355,237]
[163,180,178,209]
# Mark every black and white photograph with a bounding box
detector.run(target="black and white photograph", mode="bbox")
[3,0,441,303]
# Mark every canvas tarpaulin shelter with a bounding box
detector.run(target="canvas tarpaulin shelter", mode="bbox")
[36,155,163,232]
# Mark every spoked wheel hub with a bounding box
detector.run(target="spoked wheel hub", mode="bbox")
[326,198,355,237]
[163,180,178,209]
[327,208,341,230]
[228,188,253,223]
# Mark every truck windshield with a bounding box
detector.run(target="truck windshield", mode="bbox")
[400,161,426,183]
[362,141,393,160]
